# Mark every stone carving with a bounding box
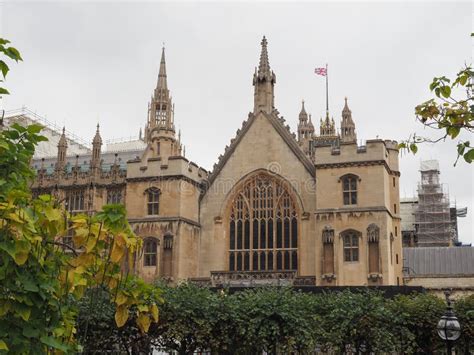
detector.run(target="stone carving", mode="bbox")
[367,223,380,243]
[322,225,335,244]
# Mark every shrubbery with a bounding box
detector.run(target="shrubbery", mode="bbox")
[77,282,474,354]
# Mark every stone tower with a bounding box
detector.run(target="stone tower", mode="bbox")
[340,97,356,143]
[253,36,276,114]
[297,100,314,155]
[55,127,67,173]
[320,112,336,137]
[144,48,182,160]
[91,124,102,173]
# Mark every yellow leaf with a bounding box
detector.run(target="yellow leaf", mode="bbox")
[115,305,129,327]
[14,251,29,265]
[115,292,128,306]
[8,212,23,224]
[73,234,87,248]
[115,233,128,247]
[70,252,94,268]
[150,304,159,322]
[85,236,97,253]
[0,340,9,350]
[108,277,118,289]
[73,285,85,298]
[74,226,89,237]
[137,304,148,312]
[110,243,125,263]
[137,313,151,333]
[0,301,11,317]
[44,207,61,221]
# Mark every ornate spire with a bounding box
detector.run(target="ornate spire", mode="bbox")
[157,47,168,91]
[297,100,314,148]
[147,46,174,134]
[341,97,357,142]
[56,127,68,173]
[91,124,102,171]
[299,100,308,122]
[320,111,336,137]
[308,114,314,130]
[92,123,102,145]
[257,36,271,79]
[58,127,67,148]
[253,36,276,114]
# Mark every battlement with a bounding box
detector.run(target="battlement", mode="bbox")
[127,154,208,184]
[315,139,397,164]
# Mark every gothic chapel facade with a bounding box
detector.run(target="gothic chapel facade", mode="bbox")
[29,37,403,286]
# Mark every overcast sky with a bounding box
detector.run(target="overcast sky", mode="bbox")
[1,1,472,243]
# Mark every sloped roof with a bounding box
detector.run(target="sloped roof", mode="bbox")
[106,139,147,153]
[403,247,474,276]
[207,109,315,186]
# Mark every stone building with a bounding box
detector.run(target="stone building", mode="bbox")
[19,37,403,286]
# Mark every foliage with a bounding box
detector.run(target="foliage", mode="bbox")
[150,282,218,354]
[79,283,473,354]
[399,65,474,164]
[0,123,160,353]
[233,287,316,354]
[454,294,474,353]
[388,292,445,353]
[0,38,22,97]
[318,290,400,353]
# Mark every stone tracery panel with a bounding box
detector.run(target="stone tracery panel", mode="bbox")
[228,173,298,272]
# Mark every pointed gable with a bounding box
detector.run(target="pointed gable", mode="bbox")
[206,109,315,189]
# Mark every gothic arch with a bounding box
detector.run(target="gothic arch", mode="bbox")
[220,168,305,218]
[224,171,301,272]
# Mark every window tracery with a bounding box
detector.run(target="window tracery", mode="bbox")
[229,174,298,272]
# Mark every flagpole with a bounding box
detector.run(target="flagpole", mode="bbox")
[326,63,329,114]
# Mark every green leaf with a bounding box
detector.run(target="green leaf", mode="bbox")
[22,325,40,338]
[26,124,43,134]
[14,303,31,321]
[409,143,418,154]
[0,60,9,78]
[440,85,451,98]
[464,148,474,163]
[40,336,69,352]
[4,47,22,62]
[447,126,460,139]
[0,87,9,95]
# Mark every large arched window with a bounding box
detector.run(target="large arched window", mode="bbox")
[228,174,298,272]
[144,238,158,267]
[146,187,160,215]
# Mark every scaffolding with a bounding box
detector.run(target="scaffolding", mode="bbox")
[414,160,454,246]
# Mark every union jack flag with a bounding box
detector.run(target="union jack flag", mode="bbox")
[314,67,327,76]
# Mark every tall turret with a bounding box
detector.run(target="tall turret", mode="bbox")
[91,124,102,172]
[143,47,182,160]
[146,47,174,138]
[56,127,68,173]
[253,36,276,114]
[340,97,356,143]
[297,100,314,156]
[320,111,336,137]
